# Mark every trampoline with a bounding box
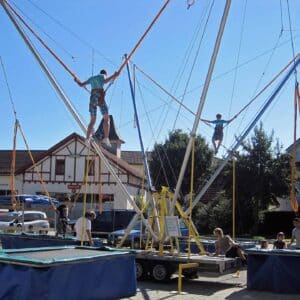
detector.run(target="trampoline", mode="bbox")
[246,248,300,294]
[0,246,136,299]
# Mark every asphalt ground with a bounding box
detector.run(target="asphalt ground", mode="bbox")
[125,270,300,300]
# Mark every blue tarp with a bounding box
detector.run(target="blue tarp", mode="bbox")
[0,195,59,207]
[0,247,136,300]
[179,239,257,254]
[0,233,78,249]
[246,249,300,294]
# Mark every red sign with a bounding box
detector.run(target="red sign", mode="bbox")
[67,184,81,190]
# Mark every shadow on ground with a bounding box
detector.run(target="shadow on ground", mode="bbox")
[137,277,241,299]
[225,289,300,300]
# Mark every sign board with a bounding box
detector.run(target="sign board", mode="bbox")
[165,216,181,237]
[67,184,81,190]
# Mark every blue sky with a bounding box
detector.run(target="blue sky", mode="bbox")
[0,0,300,155]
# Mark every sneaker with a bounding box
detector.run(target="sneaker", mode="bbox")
[102,137,111,147]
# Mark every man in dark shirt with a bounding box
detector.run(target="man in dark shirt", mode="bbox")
[54,202,69,237]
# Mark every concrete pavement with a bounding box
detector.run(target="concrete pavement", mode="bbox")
[126,270,300,300]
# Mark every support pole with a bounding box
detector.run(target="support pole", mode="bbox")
[171,0,232,213]
[1,0,158,240]
[232,157,236,240]
[185,55,300,215]
[125,57,161,234]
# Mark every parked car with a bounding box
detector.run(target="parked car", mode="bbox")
[0,195,59,209]
[91,209,137,237]
[108,219,189,249]
[0,210,50,233]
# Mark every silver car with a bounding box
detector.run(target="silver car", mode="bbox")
[0,210,49,234]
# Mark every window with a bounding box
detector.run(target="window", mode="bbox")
[85,158,95,176]
[55,159,65,176]
[23,213,46,222]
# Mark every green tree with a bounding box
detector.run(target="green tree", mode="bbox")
[223,123,290,235]
[149,129,213,203]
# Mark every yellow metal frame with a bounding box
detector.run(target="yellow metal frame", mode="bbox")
[178,263,199,293]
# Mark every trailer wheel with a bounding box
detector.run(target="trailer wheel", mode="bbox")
[136,261,148,281]
[151,263,171,282]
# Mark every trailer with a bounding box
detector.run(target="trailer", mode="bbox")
[135,250,241,281]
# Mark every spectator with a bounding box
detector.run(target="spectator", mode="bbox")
[260,240,269,249]
[27,224,34,234]
[289,217,300,249]
[273,232,287,249]
[53,201,69,237]
[75,211,96,246]
[212,227,247,264]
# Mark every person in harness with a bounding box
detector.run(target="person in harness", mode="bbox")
[75,69,119,147]
[202,113,232,154]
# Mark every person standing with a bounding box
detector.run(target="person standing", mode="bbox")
[75,211,96,246]
[75,69,119,146]
[289,217,300,249]
[53,201,69,237]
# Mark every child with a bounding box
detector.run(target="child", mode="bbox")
[260,239,269,249]
[75,69,119,146]
[273,232,287,249]
[27,224,34,234]
[201,114,233,154]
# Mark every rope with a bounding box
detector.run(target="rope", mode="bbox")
[137,78,172,186]
[286,0,298,82]
[173,0,215,129]
[10,121,18,209]
[214,52,300,127]
[117,0,172,75]
[0,56,18,208]
[98,156,102,213]
[156,0,211,133]
[17,124,54,206]
[11,0,76,60]
[80,144,91,246]
[133,63,196,116]
[225,0,247,143]
[5,0,89,92]
[25,0,116,67]
[183,33,300,98]
[279,0,284,34]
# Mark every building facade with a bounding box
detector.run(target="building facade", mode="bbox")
[0,133,145,216]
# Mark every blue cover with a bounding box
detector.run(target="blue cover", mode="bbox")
[0,233,78,249]
[179,239,257,254]
[247,249,300,294]
[0,248,136,300]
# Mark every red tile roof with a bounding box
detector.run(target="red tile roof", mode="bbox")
[0,150,46,175]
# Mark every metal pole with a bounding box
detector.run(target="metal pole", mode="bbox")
[232,157,236,240]
[125,57,161,234]
[185,56,300,215]
[171,0,232,213]
[126,58,154,191]
[1,0,158,240]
